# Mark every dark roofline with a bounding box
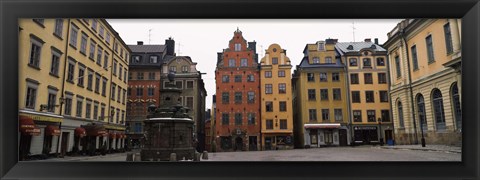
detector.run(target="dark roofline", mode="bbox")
[101,19,131,53]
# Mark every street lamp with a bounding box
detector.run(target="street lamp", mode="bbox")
[377,118,383,146]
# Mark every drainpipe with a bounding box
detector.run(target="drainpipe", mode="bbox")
[56,19,71,156]
[385,52,396,145]
[399,28,421,146]
[343,55,354,146]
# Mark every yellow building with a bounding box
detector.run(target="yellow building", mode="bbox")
[259,44,294,150]
[292,39,350,148]
[335,39,393,145]
[18,19,130,160]
[384,19,462,145]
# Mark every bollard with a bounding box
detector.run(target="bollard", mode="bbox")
[202,151,208,160]
[134,153,141,162]
[126,153,134,161]
[170,153,177,162]
[195,152,201,161]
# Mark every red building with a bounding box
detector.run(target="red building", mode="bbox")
[214,29,260,151]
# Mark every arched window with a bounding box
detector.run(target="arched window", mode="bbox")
[451,83,462,131]
[397,101,405,128]
[432,89,446,130]
[416,94,427,131]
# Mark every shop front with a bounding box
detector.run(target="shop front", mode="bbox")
[262,133,294,150]
[303,123,349,148]
[19,116,41,160]
[18,112,63,159]
[82,123,108,156]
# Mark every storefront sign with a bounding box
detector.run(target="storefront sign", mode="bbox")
[354,126,377,130]
[104,124,126,131]
[19,112,62,123]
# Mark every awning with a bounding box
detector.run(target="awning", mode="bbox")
[74,127,86,137]
[109,132,117,139]
[82,123,108,137]
[19,115,35,131]
[45,125,61,136]
[304,123,341,129]
[22,127,41,136]
[19,111,63,123]
[116,133,122,139]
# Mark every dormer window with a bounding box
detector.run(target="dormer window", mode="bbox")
[132,55,141,63]
[318,42,325,51]
[347,45,354,50]
[313,57,320,64]
[149,55,158,63]
[370,45,377,49]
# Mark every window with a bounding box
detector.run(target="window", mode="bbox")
[176,81,183,89]
[119,65,123,80]
[186,81,194,89]
[426,35,435,63]
[308,89,316,100]
[64,97,72,115]
[247,91,255,103]
[77,66,85,87]
[321,109,329,121]
[54,19,63,37]
[279,101,287,112]
[234,43,241,51]
[241,58,248,67]
[376,58,385,66]
[148,72,155,80]
[85,101,92,119]
[25,86,37,109]
[349,58,357,66]
[33,19,44,26]
[29,38,43,68]
[132,56,141,63]
[89,41,96,60]
[379,91,389,102]
[93,102,99,120]
[378,73,387,84]
[278,83,286,94]
[47,92,56,112]
[147,87,154,96]
[66,61,75,83]
[352,91,360,103]
[350,74,359,84]
[248,113,255,125]
[80,33,88,54]
[76,98,83,117]
[247,74,255,82]
[91,19,97,31]
[266,120,273,129]
[136,87,143,96]
[69,25,78,48]
[364,73,373,84]
[320,89,328,100]
[272,57,278,65]
[124,69,127,82]
[432,89,446,130]
[266,101,273,112]
[182,66,189,73]
[279,119,287,129]
[381,110,390,122]
[313,57,320,64]
[137,72,144,80]
[353,110,362,122]
[397,101,405,128]
[365,91,374,103]
[235,75,242,82]
[363,58,371,68]
[333,88,341,100]
[150,56,158,63]
[309,109,317,121]
[451,83,461,131]
[49,51,60,76]
[169,66,176,72]
[278,70,285,77]
[444,23,453,54]
[325,57,332,63]
[332,72,339,82]
[99,26,104,38]
[113,60,117,76]
[114,43,118,53]
[265,84,273,94]
[222,92,229,104]
[102,78,107,96]
[319,73,327,82]
[127,88,131,96]
[100,105,105,120]
[123,89,126,104]
[334,109,343,121]
[235,92,242,103]
[106,33,111,44]
[235,113,242,125]
[411,45,419,70]
[265,71,272,78]
[128,72,132,80]
[318,42,325,50]
[229,58,236,67]
[222,75,229,83]
[307,73,315,82]
[186,97,194,110]
[222,113,229,125]
[111,84,116,100]
[395,56,401,78]
[367,110,376,122]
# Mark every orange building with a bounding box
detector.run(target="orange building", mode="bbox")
[214,29,260,151]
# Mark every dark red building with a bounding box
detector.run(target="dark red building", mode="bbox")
[214,29,260,151]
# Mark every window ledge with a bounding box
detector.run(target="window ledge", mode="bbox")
[28,64,41,70]
[69,44,77,50]
[49,73,60,78]
[53,33,63,40]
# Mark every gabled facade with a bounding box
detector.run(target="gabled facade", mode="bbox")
[383,19,462,145]
[259,44,294,150]
[292,39,350,148]
[214,29,260,151]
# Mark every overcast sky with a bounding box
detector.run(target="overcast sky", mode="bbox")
[107,19,401,110]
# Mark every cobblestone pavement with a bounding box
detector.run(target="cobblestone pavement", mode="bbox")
[32,145,460,162]
[377,144,461,153]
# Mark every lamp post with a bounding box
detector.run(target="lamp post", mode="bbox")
[377,118,383,146]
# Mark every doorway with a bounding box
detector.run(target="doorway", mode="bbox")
[385,130,393,144]
[339,129,348,146]
[60,132,69,157]
[235,137,243,151]
[249,136,257,151]
[324,130,333,145]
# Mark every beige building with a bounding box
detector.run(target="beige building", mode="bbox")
[18,19,130,160]
[383,19,462,145]
[335,39,393,145]
[259,44,294,150]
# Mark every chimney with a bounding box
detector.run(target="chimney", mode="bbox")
[364,38,371,42]
[374,38,379,44]
[165,37,175,56]
[137,41,143,45]
[248,41,257,53]
[217,52,223,63]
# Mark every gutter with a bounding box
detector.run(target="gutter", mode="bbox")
[56,19,71,155]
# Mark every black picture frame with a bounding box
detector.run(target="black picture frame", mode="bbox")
[1,0,479,180]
